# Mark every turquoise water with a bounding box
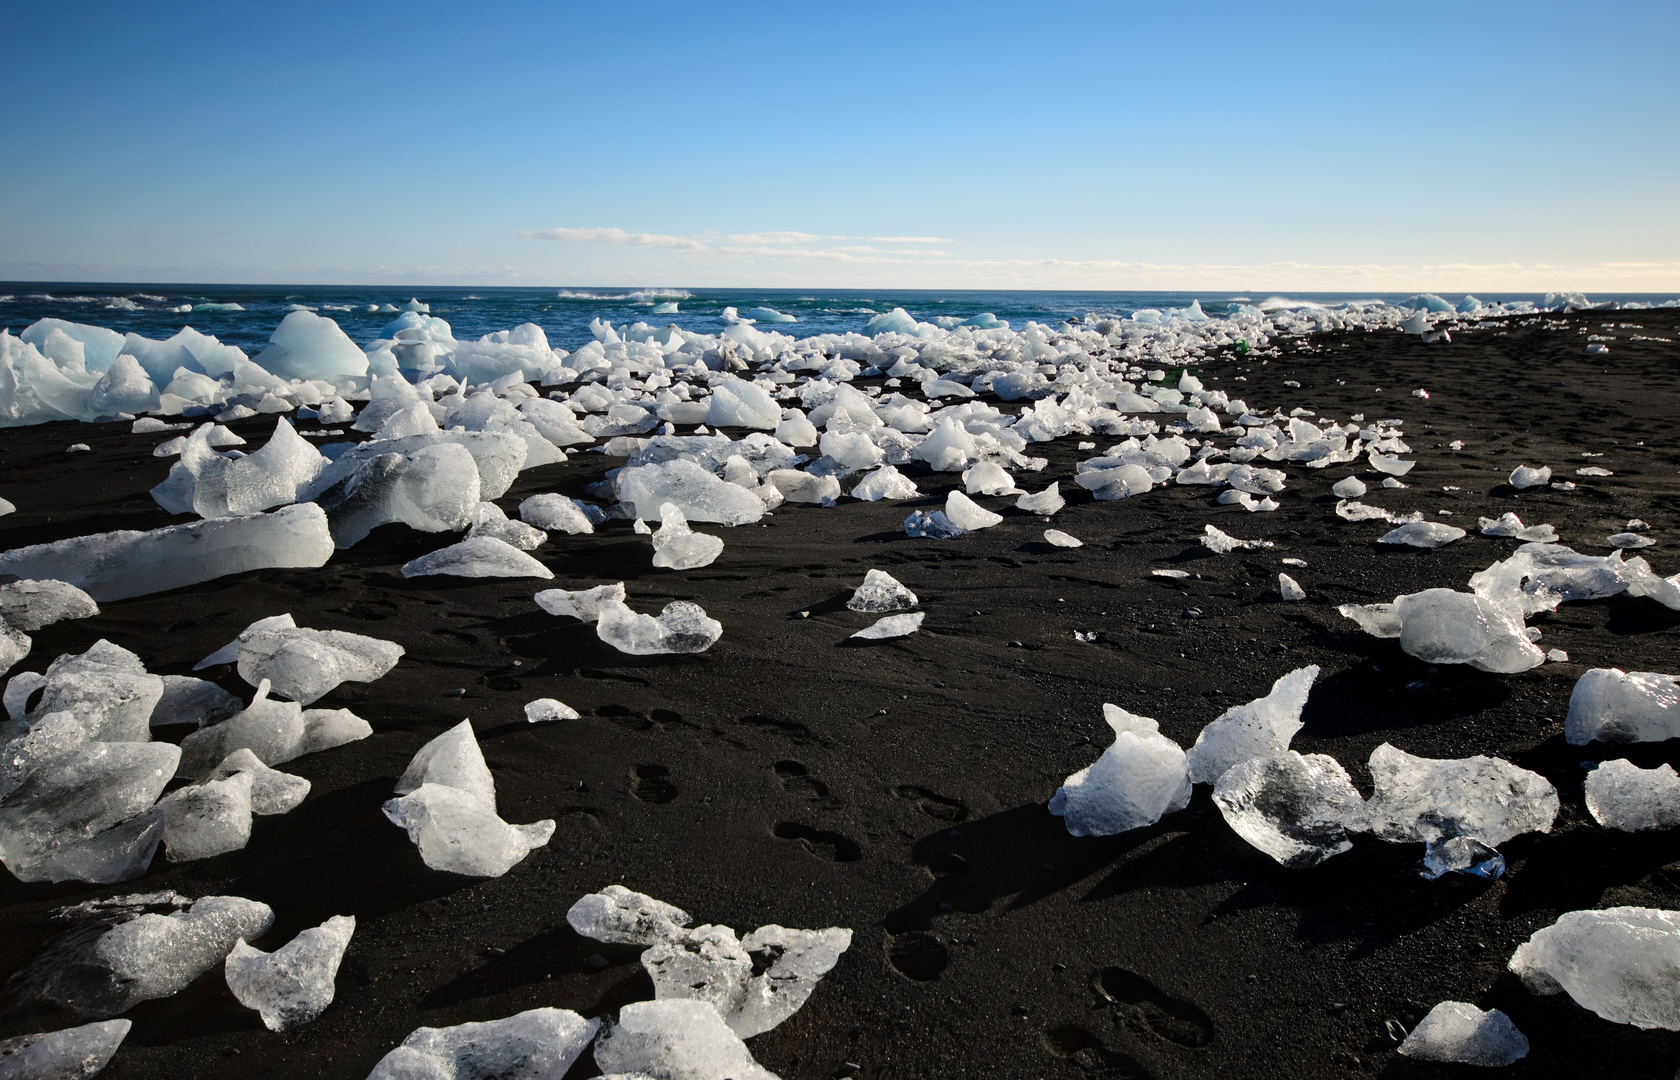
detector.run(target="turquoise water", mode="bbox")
[2,284,1673,354]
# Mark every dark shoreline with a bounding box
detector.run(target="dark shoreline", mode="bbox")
[0,308,1678,1079]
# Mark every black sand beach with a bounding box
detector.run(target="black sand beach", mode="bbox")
[1,308,1678,1079]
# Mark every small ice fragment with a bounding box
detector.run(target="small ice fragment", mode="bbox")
[1398,1001,1528,1065]
[944,490,1002,531]
[1547,648,1569,662]
[1449,439,1464,450]
[1151,569,1190,579]
[67,443,91,453]
[851,613,924,640]
[1212,751,1368,868]
[366,1008,599,1080]
[1281,557,1308,567]
[849,465,919,501]
[962,461,1020,496]
[1509,464,1551,490]
[567,885,692,945]
[224,914,355,1031]
[1509,907,1680,1029]
[1380,521,1466,548]
[207,748,310,815]
[1565,668,1680,744]
[524,698,579,723]
[1552,480,1577,491]
[0,579,99,631]
[651,502,725,570]
[1411,388,1430,399]
[1585,760,1680,831]
[534,582,625,622]
[402,536,554,580]
[1330,476,1366,498]
[1609,532,1655,549]
[1382,477,1406,488]
[1365,742,1557,847]
[1578,466,1614,476]
[1419,835,1505,880]
[1477,512,1558,542]
[1201,524,1272,553]
[466,502,546,551]
[1184,666,1319,784]
[596,599,722,655]
[1278,573,1305,601]
[1016,482,1064,515]
[0,1019,131,1078]
[1367,450,1415,476]
[1627,519,1650,532]
[1044,529,1082,548]
[846,570,917,613]
[903,509,964,539]
[592,999,779,1080]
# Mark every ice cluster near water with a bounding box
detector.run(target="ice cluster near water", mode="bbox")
[1565,668,1679,744]
[1510,907,1680,1029]
[1398,1001,1529,1066]
[366,1007,599,1080]
[224,914,355,1031]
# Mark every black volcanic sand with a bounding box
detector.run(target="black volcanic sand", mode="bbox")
[0,308,1678,1080]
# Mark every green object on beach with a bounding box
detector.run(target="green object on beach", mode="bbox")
[1236,340,1249,354]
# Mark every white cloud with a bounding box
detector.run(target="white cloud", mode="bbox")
[524,226,707,251]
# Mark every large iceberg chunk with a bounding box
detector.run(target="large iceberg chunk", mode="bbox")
[1050,705,1191,836]
[597,599,722,655]
[707,380,781,429]
[311,442,482,548]
[1212,751,1368,868]
[1510,907,1680,1029]
[1565,668,1679,744]
[151,419,325,519]
[1398,1001,1528,1066]
[0,504,334,602]
[1184,666,1319,784]
[366,1008,599,1080]
[592,999,780,1080]
[224,914,355,1031]
[252,310,369,379]
[1365,742,1557,847]
[1585,760,1680,831]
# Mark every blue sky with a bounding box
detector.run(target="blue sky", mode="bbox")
[3,0,1676,290]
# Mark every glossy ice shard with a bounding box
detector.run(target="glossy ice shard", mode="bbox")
[224,914,355,1031]
[651,503,724,570]
[394,720,495,809]
[592,999,780,1080]
[849,464,920,501]
[1418,835,1506,880]
[149,675,241,730]
[311,442,481,549]
[175,680,305,776]
[903,509,964,539]
[232,621,402,704]
[1565,668,1680,744]
[523,698,579,723]
[156,770,253,861]
[533,582,625,622]
[846,570,917,613]
[382,783,554,878]
[617,459,766,525]
[1015,481,1064,515]
[1184,666,1319,784]
[517,492,596,534]
[1510,907,1680,1029]
[1380,521,1465,548]
[1365,742,1557,847]
[0,579,98,631]
[1393,588,1544,673]
[207,748,310,815]
[851,613,924,639]
[466,502,546,551]
[0,1018,131,1080]
[1398,1002,1528,1065]
[1212,751,1367,868]
[567,885,692,945]
[944,490,1002,531]
[1201,524,1272,554]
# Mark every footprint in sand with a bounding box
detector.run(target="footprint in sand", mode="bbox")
[774,760,830,798]
[631,764,677,804]
[772,822,861,862]
[886,931,949,981]
[893,784,969,822]
[1042,1025,1153,1078]
[1095,967,1215,1048]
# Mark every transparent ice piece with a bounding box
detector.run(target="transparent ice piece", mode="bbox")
[224,914,355,1031]
[1184,665,1319,784]
[1398,1001,1528,1065]
[1212,751,1367,868]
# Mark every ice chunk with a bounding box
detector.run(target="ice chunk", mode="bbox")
[312,442,482,548]
[1278,573,1305,601]
[1393,588,1544,673]
[367,1008,599,1080]
[1367,450,1415,476]
[1469,542,1631,616]
[1398,1002,1528,1065]
[383,783,553,877]
[1365,742,1557,846]
[1478,512,1557,542]
[944,490,1002,531]
[1016,482,1064,515]
[819,430,884,473]
[1622,556,1680,610]
[1044,529,1082,548]
[597,599,722,655]
[1380,520,1466,548]
[236,622,403,704]
[962,462,1019,496]
[851,613,924,639]
[1419,835,1506,880]
[1509,907,1680,1029]
[252,311,368,379]
[517,493,595,534]
[1212,752,1367,868]
[567,885,692,945]
[149,675,242,730]
[1185,666,1319,784]
[151,419,325,519]
[903,509,964,539]
[730,925,853,1038]
[1330,476,1366,498]
[849,465,919,501]
[402,536,555,580]
[846,570,917,613]
[0,579,98,631]
[1610,531,1655,549]
[592,999,780,1080]
[466,502,546,551]
[534,582,625,622]
[17,643,163,742]
[207,748,310,815]
[524,698,579,723]
[915,416,978,472]
[765,469,840,505]
[224,914,354,1031]
[395,720,495,810]
[196,612,296,669]
[21,895,273,1019]
[1051,715,1190,837]
[176,681,305,776]
[299,707,371,756]
[0,1019,131,1079]
[651,503,724,570]
[0,503,334,603]
[1201,524,1272,553]
[157,771,253,861]
[1585,760,1680,831]
[707,380,780,429]
[1509,464,1551,489]
[1565,668,1680,744]
[617,459,766,525]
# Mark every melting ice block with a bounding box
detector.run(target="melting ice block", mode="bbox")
[1509,464,1551,490]
[1044,529,1082,548]
[0,579,98,631]
[1050,705,1191,836]
[846,570,917,613]
[1510,907,1680,1029]
[156,770,253,861]
[640,923,853,1039]
[1278,573,1305,601]
[1016,481,1064,515]
[1565,668,1680,744]
[523,698,579,723]
[229,620,403,704]
[402,536,554,580]
[1479,512,1558,542]
[224,914,354,1031]
[534,582,625,622]
[1365,742,1557,847]
[395,720,496,809]
[1588,754,1680,835]
[1330,476,1366,498]
[962,461,1019,496]
[1398,1002,1528,1066]
[617,459,765,525]
[651,503,724,570]
[849,465,919,501]
[1380,521,1465,548]
[1392,588,1544,673]
[568,885,693,945]
[15,639,163,742]
[596,599,721,655]
[1367,450,1415,476]
[1212,751,1367,868]
[1184,666,1319,784]
[517,493,596,534]
[944,490,1002,531]
[593,999,781,1080]
[0,1018,131,1079]
[1469,542,1631,616]
[311,441,482,548]
[149,674,242,730]
[466,501,546,551]
[766,469,840,505]
[903,509,963,539]
[851,613,923,639]
[207,748,310,815]
[0,503,334,602]
[151,419,324,519]
[366,1008,599,1080]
